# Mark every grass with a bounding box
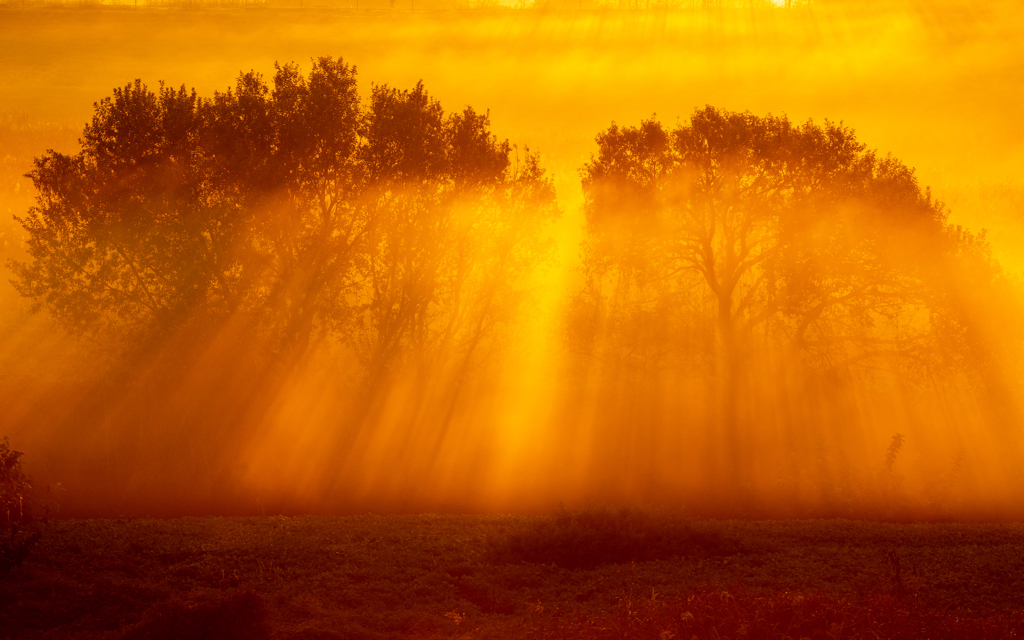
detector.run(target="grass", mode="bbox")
[532,588,1024,639]
[486,506,745,569]
[2,510,1024,638]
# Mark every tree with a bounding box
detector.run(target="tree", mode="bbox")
[575,106,970,488]
[8,61,559,509]
[11,59,366,356]
[10,58,557,382]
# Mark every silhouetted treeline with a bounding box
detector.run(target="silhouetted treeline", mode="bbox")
[6,69,1024,516]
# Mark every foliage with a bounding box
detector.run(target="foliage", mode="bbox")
[0,437,44,574]
[487,506,741,568]
[568,106,1015,494]
[9,58,558,379]
[574,106,964,379]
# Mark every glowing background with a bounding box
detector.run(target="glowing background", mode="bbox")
[1,0,1023,517]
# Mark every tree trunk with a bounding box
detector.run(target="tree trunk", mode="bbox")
[718,292,741,495]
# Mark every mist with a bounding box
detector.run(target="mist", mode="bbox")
[2,0,1023,519]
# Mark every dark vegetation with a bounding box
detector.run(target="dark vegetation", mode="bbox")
[0,437,56,575]
[11,56,557,367]
[3,510,1024,639]
[487,506,743,568]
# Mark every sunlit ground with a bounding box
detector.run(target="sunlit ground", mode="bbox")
[1,0,1023,517]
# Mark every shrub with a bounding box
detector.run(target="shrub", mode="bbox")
[0,436,49,574]
[487,505,742,569]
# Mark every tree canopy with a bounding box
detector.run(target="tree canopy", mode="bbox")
[571,106,1004,488]
[11,58,558,381]
[575,106,987,374]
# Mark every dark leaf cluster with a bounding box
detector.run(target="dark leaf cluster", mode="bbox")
[10,58,558,377]
[0,437,48,574]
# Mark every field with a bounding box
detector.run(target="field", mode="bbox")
[4,511,1024,639]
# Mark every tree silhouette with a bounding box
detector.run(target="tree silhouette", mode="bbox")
[10,58,558,379]
[574,106,981,488]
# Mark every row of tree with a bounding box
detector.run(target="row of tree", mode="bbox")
[8,59,1015,495]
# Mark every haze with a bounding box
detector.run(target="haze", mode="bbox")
[1,0,1023,518]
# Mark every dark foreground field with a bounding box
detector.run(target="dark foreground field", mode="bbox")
[4,510,1024,639]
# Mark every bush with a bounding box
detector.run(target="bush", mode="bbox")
[487,506,742,569]
[0,436,50,574]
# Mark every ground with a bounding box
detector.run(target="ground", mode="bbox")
[3,512,1024,639]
